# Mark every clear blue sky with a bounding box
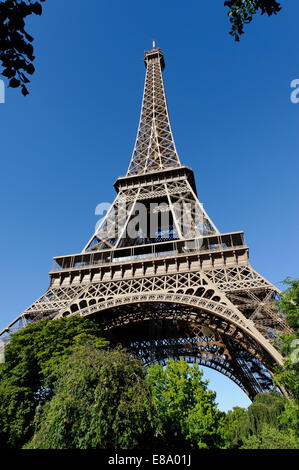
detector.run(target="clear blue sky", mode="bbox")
[0,0,298,411]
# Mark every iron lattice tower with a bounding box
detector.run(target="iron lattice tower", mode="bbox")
[1,44,290,400]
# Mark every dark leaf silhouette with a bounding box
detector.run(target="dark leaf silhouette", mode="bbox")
[21,84,29,96]
[0,0,46,95]
[9,77,21,88]
[225,0,282,41]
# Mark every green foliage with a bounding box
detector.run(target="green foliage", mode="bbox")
[224,0,282,41]
[241,424,299,449]
[26,345,158,449]
[0,316,108,448]
[273,277,299,401]
[274,343,299,401]
[277,277,299,330]
[0,0,46,95]
[148,359,224,449]
[222,406,247,448]
[223,391,299,449]
[237,391,286,440]
[279,400,299,438]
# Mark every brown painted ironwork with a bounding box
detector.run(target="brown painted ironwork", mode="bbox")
[1,44,290,400]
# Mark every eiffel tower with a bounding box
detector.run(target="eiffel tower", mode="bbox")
[1,43,290,399]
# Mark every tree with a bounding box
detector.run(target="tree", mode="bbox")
[222,391,299,449]
[147,359,224,449]
[276,277,299,330]
[0,316,108,448]
[271,277,299,440]
[0,0,45,95]
[241,424,298,449]
[237,391,287,441]
[225,1,282,41]
[273,277,299,401]
[222,406,247,448]
[26,344,159,449]
[279,400,299,440]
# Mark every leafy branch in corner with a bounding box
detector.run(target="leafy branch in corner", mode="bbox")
[224,0,282,41]
[0,0,45,95]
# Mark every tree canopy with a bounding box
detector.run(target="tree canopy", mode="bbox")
[222,392,298,449]
[0,316,108,448]
[273,277,299,401]
[26,344,159,449]
[240,424,298,449]
[147,359,224,449]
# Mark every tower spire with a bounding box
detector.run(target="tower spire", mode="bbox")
[127,44,181,176]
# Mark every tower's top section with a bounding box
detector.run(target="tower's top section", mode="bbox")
[127,43,181,176]
[144,40,165,71]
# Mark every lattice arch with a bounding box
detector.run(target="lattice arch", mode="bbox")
[57,297,281,400]
[56,291,282,364]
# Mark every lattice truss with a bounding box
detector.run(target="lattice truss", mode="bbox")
[3,257,287,395]
[0,44,290,400]
[83,45,217,252]
[84,176,218,252]
[8,266,284,370]
[127,47,180,175]
[98,311,276,400]
[204,265,291,339]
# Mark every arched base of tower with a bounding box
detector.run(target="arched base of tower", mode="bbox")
[89,302,281,401]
